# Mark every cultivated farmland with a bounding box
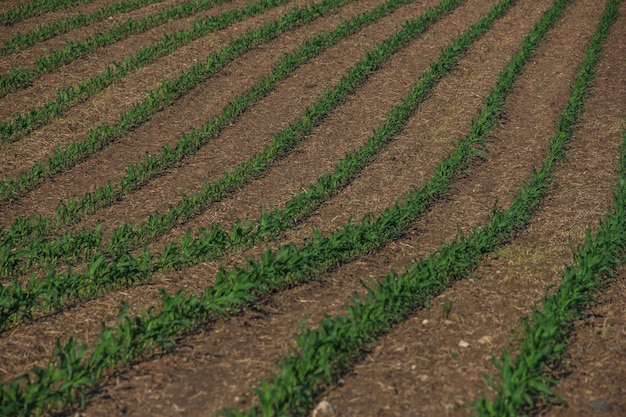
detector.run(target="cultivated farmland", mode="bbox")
[0,0,625,415]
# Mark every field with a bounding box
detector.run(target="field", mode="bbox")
[0,0,625,415]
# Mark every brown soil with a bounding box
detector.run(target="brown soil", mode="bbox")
[0,0,624,416]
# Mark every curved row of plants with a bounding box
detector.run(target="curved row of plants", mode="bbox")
[474,127,626,417]
[1,0,166,56]
[215,0,621,414]
[0,0,564,414]
[473,141,626,410]
[0,0,471,330]
[0,0,89,26]
[0,0,296,142]
[0,0,431,278]
[0,0,246,97]
[472,0,623,414]
[0,0,351,201]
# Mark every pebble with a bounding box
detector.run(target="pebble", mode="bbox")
[589,401,612,411]
[478,335,492,345]
[312,400,337,417]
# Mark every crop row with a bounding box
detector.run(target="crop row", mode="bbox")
[3,0,619,415]
[0,0,560,414]
[0,0,468,330]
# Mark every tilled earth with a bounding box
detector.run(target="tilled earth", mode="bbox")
[0,0,625,415]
